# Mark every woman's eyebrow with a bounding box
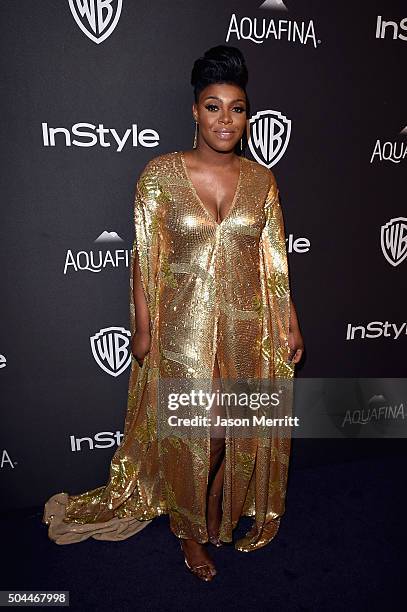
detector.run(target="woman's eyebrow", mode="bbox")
[203,95,246,104]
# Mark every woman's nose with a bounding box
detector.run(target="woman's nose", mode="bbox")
[218,111,232,124]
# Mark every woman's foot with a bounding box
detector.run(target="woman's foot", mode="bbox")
[180,538,217,582]
[207,491,223,547]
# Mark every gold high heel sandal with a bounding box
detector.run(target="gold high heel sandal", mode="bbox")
[207,492,223,548]
[179,540,217,582]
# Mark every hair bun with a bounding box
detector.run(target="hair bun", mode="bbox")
[191,45,248,101]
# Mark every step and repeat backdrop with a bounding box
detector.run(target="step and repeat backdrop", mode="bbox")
[1,1,406,510]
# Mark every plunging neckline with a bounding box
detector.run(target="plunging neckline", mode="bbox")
[180,151,243,227]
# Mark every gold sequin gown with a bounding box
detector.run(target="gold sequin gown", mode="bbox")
[43,151,295,551]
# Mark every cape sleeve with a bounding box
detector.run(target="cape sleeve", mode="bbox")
[129,165,161,339]
[259,172,295,379]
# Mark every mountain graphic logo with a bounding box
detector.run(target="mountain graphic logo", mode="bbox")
[259,0,288,10]
[94,231,124,242]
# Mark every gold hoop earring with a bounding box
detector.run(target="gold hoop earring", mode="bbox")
[193,121,198,149]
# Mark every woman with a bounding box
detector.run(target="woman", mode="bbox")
[43,45,304,582]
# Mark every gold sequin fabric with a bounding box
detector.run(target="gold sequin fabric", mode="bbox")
[42,151,295,551]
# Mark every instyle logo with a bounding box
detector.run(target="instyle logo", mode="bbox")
[346,321,407,340]
[64,231,131,274]
[286,234,310,254]
[370,126,407,164]
[226,1,320,48]
[1,449,17,468]
[375,15,407,41]
[70,430,123,452]
[380,217,407,267]
[90,326,132,377]
[69,0,123,44]
[42,122,159,151]
[248,109,291,168]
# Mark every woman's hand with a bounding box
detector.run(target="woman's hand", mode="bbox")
[288,326,304,365]
[131,330,151,367]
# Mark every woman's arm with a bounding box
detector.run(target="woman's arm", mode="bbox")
[289,296,299,332]
[131,248,152,366]
[130,165,161,366]
[288,297,304,364]
[133,248,150,333]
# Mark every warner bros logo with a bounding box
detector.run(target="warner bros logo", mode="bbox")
[380,217,407,267]
[90,326,132,377]
[68,0,123,44]
[248,110,291,168]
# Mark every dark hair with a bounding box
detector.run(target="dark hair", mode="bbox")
[191,45,248,102]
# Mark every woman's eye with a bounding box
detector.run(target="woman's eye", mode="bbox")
[204,104,246,113]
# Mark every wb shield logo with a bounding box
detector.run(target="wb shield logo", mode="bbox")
[68,0,122,44]
[248,110,291,168]
[381,217,407,267]
[90,326,131,377]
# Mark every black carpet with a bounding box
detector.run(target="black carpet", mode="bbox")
[3,444,405,612]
